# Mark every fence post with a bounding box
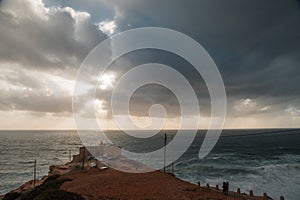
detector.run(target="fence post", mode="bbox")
[82,147,85,170]
[249,190,254,197]
[171,135,174,174]
[33,159,36,188]
[69,149,72,162]
[163,133,167,173]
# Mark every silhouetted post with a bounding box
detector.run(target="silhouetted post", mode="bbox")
[171,135,174,174]
[237,188,241,194]
[163,133,167,173]
[82,147,85,170]
[280,196,284,200]
[69,149,72,162]
[249,190,254,197]
[33,159,36,188]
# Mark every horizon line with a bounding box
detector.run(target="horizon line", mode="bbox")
[0,127,300,131]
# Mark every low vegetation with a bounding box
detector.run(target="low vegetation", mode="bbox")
[3,175,84,200]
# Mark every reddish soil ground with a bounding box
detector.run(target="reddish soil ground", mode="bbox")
[61,168,267,200]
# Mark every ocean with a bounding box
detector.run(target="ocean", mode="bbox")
[0,130,299,199]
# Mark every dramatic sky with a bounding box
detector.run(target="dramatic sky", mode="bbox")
[0,0,300,130]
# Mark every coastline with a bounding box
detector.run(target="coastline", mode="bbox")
[1,147,275,200]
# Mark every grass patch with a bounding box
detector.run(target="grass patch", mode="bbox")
[3,174,84,200]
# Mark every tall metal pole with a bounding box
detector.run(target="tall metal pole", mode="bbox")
[163,133,167,173]
[33,159,36,188]
[82,147,85,170]
[171,135,174,174]
[69,149,71,162]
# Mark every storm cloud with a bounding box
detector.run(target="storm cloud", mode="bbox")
[0,0,300,129]
[0,0,106,70]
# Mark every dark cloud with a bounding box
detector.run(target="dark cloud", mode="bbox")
[0,93,72,113]
[93,49,212,118]
[0,0,106,70]
[0,0,108,117]
[102,0,300,119]
[0,67,78,114]
[1,0,300,127]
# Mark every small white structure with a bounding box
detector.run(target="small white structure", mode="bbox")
[88,144,122,159]
[72,144,122,163]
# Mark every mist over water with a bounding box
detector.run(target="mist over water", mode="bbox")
[0,129,299,199]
